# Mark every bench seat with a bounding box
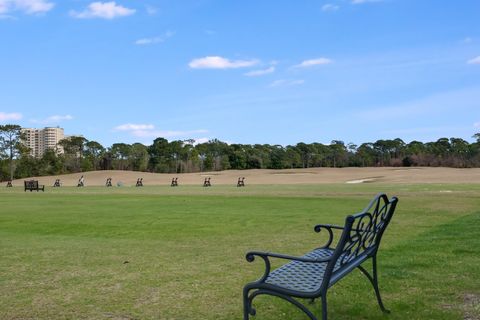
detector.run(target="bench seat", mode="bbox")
[265,249,338,294]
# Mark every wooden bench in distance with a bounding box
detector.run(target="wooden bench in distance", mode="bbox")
[24,180,45,192]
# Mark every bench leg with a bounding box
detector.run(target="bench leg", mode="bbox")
[321,295,328,320]
[243,287,253,320]
[358,256,390,314]
[243,287,319,320]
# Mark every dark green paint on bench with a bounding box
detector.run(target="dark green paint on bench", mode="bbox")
[243,193,398,320]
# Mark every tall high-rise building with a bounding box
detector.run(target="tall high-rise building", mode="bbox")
[21,127,65,158]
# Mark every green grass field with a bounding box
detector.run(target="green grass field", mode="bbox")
[1,184,479,319]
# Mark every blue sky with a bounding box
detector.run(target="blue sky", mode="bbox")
[1,0,479,147]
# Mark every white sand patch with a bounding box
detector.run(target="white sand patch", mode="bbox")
[345,178,375,184]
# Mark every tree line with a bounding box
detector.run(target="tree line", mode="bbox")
[1,124,480,180]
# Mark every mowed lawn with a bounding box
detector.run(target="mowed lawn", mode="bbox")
[1,184,479,319]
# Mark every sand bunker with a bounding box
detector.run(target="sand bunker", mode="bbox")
[9,167,480,186]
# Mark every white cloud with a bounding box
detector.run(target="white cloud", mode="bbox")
[322,4,339,11]
[30,114,73,124]
[244,66,275,77]
[115,123,208,139]
[269,79,305,88]
[130,129,207,138]
[189,56,258,69]
[474,122,480,129]
[192,137,210,145]
[46,114,73,122]
[135,38,157,45]
[0,112,22,121]
[467,56,480,64]
[352,0,383,4]
[0,0,54,15]
[463,37,473,44]
[145,5,157,15]
[70,1,135,19]
[115,123,155,131]
[294,57,333,68]
[135,31,174,45]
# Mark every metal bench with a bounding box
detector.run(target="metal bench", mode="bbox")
[77,175,84,187]
[243,193,398,320]
[24,180,45,192]
[203,177,211,187]
[237,177,246,187]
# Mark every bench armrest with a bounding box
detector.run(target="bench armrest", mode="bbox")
[314,224,344,231]
[247,251,332,263]
[245,251,332,283]
[314,224,344,248]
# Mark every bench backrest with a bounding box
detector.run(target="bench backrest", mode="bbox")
[323,193,398,289]
[25,180,39,188]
